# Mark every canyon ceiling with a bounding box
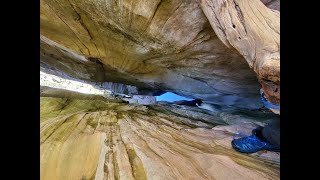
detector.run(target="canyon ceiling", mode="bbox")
[40,1,280,179]
[40,0,280,109]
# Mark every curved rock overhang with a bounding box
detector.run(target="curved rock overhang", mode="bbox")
[40,0,279,109]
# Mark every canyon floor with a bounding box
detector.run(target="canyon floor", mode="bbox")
[40,91,280,180]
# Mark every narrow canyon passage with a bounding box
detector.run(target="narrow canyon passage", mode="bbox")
[40,88,279,180]
[40,97,280,180]
[40,0,280,179]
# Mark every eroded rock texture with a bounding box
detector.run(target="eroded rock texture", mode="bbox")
[198,0,280,105]
[40,0,267,109]
[40,1,281,179]
[40,93,280,180]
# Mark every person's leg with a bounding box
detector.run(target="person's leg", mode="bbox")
[262,120,280,146]
[232,113,280,153]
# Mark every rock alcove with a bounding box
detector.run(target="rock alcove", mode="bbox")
[40,0,280,179]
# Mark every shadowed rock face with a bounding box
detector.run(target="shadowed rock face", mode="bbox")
[198,0,280,106]
[40,1,280,179]
[261,0,280,11]
[40,0,264,109]
[40,92,280,180]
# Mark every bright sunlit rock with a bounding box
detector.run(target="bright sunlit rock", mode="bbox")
[40,71,111,96]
